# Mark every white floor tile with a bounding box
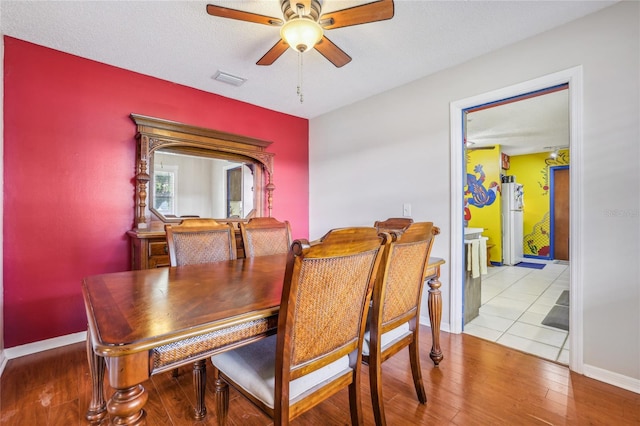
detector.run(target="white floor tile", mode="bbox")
[517,311,547,326]
[463,264,571,364]
[551,280,570,290]
[466,313,514,332]
[506,322,568,347]
[528,300,556,314]
[496,333,561,361]
[500,268,533,279]
[482,276,517,291]
[537,287,566,305]
[498,288,539,303]
[462,323,503,342]
[480,296,531,320]
[557,348,570,365]
[509,279,552,296]
[562,334,571,351]
[481,286,502,304]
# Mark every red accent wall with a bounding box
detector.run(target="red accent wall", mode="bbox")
[3,37,309,348]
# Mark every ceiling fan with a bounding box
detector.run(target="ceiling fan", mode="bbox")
[206,0,394,68]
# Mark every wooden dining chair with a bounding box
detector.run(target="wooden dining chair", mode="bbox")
[374,217,414,235]
[211,227,389,426]
[165,218,236,266]
[164,218,236,420]
[364,221,436,426]
[239,217,292,257]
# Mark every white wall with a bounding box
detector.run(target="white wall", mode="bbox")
[309,1,639,388]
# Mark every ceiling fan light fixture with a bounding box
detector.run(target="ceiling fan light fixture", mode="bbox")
[280,18,323,53]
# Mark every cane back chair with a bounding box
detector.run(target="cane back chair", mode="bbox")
[374,217,414,235]
[164,218,237,419]
[240,217,292,257]
[211,227,388,426]
[165,218,236,266]
[364,221,436,426]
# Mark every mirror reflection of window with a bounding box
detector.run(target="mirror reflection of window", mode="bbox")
[154,168,177,216]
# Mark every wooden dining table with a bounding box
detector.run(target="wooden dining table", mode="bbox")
[82,253,446,425]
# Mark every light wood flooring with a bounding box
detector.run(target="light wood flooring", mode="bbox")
[1,328,638,425]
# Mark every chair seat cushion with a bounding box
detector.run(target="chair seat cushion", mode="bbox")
[362,322,411,356]
[211,334,352,409]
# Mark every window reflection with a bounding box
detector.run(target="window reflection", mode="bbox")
[154,167,177,216]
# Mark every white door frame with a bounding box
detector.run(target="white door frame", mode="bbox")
[449,66,584,373]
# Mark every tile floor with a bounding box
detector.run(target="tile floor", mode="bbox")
[463,260,570,364]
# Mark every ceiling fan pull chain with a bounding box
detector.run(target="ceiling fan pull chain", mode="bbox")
[297,51,304,103]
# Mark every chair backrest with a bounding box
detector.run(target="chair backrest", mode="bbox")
[374,217,414,235]
[274,227,388,410]
[373,222,435,334]
[165,219,236,267]
[426,226,440,266]
[239,217,292,258]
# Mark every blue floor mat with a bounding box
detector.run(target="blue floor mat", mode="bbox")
[515,262,545,269]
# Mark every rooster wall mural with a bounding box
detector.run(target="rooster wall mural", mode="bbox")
[465,164,500,218]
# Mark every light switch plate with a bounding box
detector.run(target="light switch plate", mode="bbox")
[403,203,412,217]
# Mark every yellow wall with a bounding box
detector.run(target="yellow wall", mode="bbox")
[466,147,570,262]
[465,146,502,263]
[509,149,570,257]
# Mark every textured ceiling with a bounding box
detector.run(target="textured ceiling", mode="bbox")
[1,0,616,121]
[467,88,570,156]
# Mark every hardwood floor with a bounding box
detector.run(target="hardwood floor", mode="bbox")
[1,328,638,425]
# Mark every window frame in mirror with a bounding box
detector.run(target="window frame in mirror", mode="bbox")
[131,114,275,230]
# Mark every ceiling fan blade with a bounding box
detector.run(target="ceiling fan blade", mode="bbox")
[257,39,289,66]
[315,36,352,68]
[206,4,283,26]
[319,0,394,30]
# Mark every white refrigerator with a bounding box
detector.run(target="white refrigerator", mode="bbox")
[502,182,524,265]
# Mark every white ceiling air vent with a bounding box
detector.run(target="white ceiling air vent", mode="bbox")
[213,70,247,87]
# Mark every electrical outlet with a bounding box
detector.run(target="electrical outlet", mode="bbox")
[403,203,412,217]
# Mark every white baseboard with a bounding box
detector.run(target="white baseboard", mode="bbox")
[419,316,452,334]
[4,331,86,361]
[0,352,6,378]
[583,363,640,394]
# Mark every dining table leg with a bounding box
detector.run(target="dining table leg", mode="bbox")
[107,384,148,425]
[102,351,151,425]
[427,276,444,366]
[194,359,207,420]
[85,330,107,424]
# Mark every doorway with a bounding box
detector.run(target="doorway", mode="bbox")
[551,166,570,261]
[449,66,584,373]
[462,88,571,363]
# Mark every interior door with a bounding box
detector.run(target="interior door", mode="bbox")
[552,167,570,260]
